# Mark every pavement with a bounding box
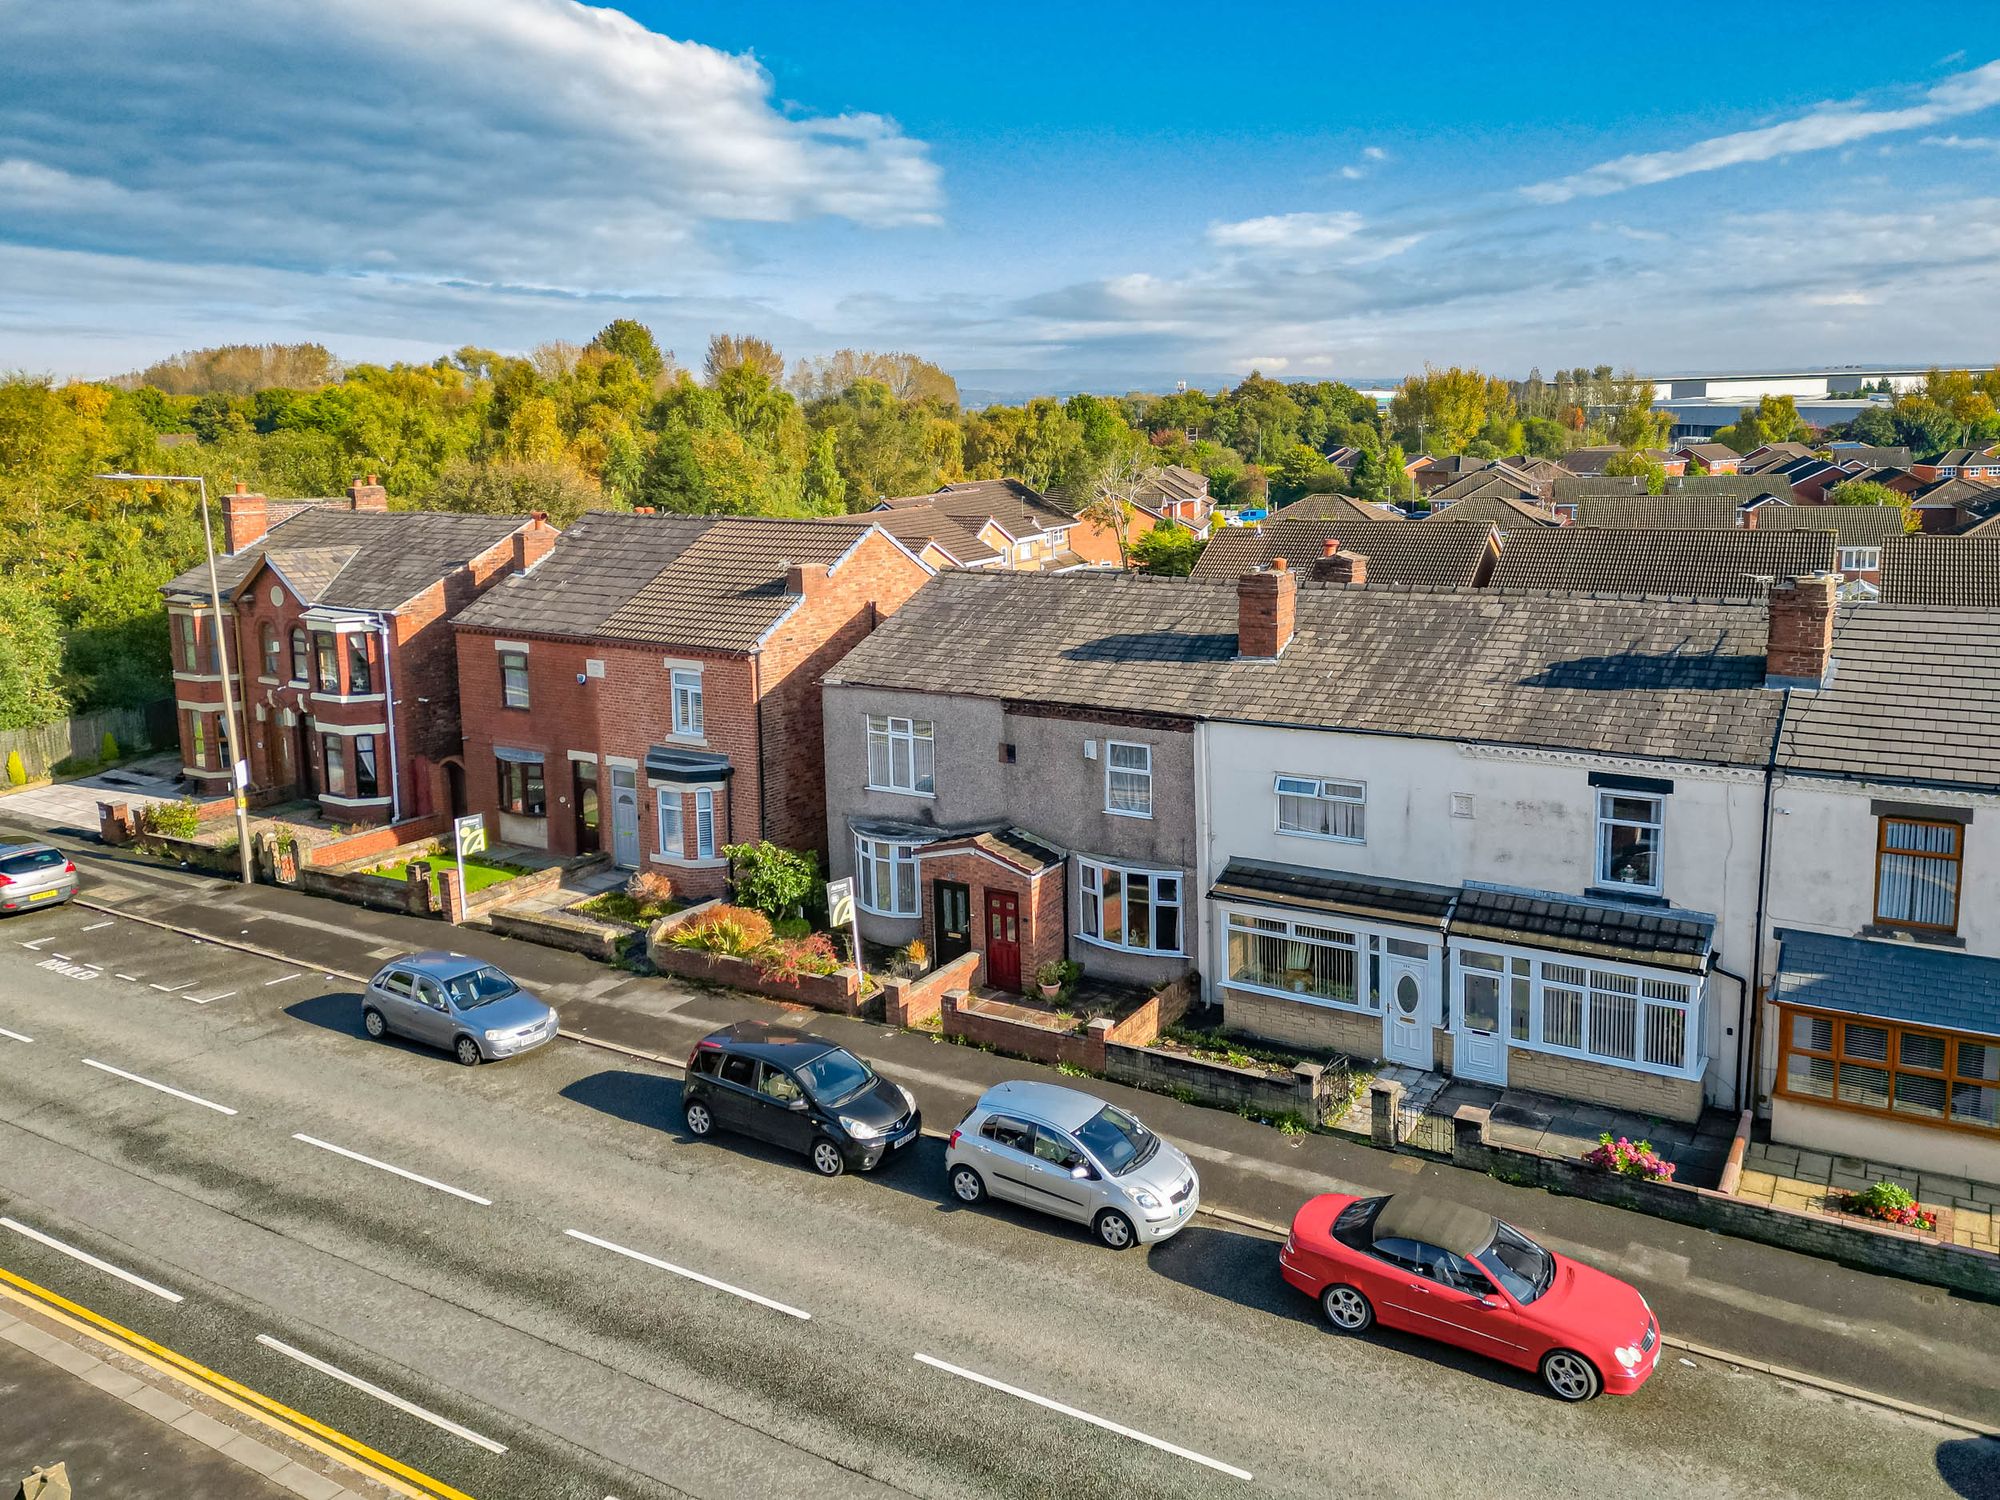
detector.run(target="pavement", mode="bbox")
[0,763,181,838]
[0,826,1995,1499]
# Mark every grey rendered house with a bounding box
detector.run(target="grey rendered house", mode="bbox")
[822,575,1200,993]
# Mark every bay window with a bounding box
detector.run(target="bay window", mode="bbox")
[657,788,683,857]
[855,835,918,916]
[323,734,345,796]
[289,626,310,683]
[866,715,934,795]
[1078,858,1181,955]
[314,632,340,694]
[1492,951,1698,1074]
[1223,912,1362,1007]
[1779,1007,1998,1134]
[1275,775,1366,841]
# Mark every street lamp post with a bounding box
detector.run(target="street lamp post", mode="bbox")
[97,472,255,885]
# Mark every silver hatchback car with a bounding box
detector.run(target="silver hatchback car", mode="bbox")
[0,843,79,914]
[945,1081,1200,1250]
[362,952,558,1067]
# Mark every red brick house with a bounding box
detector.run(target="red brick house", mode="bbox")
[450,512,933,900]
[160,480,556,823]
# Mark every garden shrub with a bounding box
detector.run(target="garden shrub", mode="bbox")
[140,798,202,839]
[752,932,842,986]
[100,730,120,763]
[1844,1179,1937,1231]
[1581,1133,1676,1182]
[4,751,24,786]
[722,840,818,920]
[668,904,773,956]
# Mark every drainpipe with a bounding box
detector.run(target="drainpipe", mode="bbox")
[1738,689,1788,1112]
[375,612,402,823]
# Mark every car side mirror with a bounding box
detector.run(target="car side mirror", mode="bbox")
[1069,1163,1094,1180]
[1476,1294,1504,1309]
[788,1097,809,1111]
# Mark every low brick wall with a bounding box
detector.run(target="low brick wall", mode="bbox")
[463,862,564,917]
[1452,1105,2000,1301]
[943,990,1111,1070]
[136,832,240,875]
[486,907,628,962]
[646,901,864,1013]
[298,864,437,918]
[1105,1040,1326,1120]
[1505,1047,1703,1126]
[306,813,452,869]
[1222,985,1385,1061]
[882,950,982,1028]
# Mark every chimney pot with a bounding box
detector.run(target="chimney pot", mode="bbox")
[1321,537,1340,557]
[1270,556,1288,572]
[347,475,389,512]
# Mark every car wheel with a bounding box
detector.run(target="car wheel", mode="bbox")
[949,1165,986,1204]
[1095,1210,1137,1251]
[362,1008,387,1040]
[1541,1349,1602,1403]
[810,1138,846,1178]
[684,1101,714,1137]
[454,1035,482,1067]
[1320,1284,1375,1333]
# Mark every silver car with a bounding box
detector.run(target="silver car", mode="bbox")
[945,1081,1200,1250]
[362,951,558,1067]
[0,843,79,914]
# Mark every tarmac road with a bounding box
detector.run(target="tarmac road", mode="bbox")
[0,897,1994,1499]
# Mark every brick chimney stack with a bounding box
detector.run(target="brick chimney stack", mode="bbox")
[786,561,830,601]
[347,473,389,511]
[1766,573,1838,689]
[221,482,268,553]
[1237,557,1296,659]
[1313,546,1369,587]
[512,512,557,573]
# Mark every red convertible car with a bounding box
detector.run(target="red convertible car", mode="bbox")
[1280,1192,1659,1401]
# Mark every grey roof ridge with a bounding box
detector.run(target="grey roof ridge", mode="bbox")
[746,521,931,651]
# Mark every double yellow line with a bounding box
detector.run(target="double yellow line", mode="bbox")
[0,1264,478,1499]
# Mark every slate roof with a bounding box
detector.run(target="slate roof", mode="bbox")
[922,826,1065,874]
[1209,858,1456,927]
[1556,446,1631,476]
[162,508,532,612]
[1278,493,1407,523]
[1875,536,2000,608]
[454,511,908,652]
[1774,928,2000,1039]
[1489,529,1835,599]
[1188,516,1495,590]
[926,478,1080,534]
[1751,505,1905,544]
[1424,492,1565,528]
[1775,603,2000,787]
[1573,495,1746,529]
[1829,445,1912,469]
[827,570,1784,766]
[1668,474,1790,503]
[1453,884,1715,970]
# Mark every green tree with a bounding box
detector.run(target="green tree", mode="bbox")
[1521,416,1567,457]
[1603,449,1666,493]
[1891,399,1963,461]
[586,320,668,383]
[0,575,68,730]
[722,840,819,920]
[1131,524,1204,576]
[428,459,603,526]
[802,429,847,514]
[1827,479,1916,532]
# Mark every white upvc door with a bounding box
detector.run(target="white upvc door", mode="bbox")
[1381,954,1434,1070]
[1454,961,1509,1086]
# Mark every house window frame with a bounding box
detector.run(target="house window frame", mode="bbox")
[1595,790,1664,894]
[1221,909,1366,1011]
[1104,741,1153,819]
[499,649,531,711]
[693,787,715,859]
[497,755,546,818]
[289,626,310,684]
[259,622,281,679]
[1776,1003,1998,1137]
[670,667,704,739]
[313,632,340,695]
[855,835,918,917]
[352,734,379,799]
[1274,774,1366,843]
[1481,944,1701,1078]
[865,714,935,797]
[322,733,345,797]
[1873,816,1962,934]
[1077,857,1182,956]
[1838,546,1882,573]
[346,633,374,695]
[657,788,683,858]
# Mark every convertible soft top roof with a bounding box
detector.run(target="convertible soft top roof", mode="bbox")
[1372,1195,1497,1258]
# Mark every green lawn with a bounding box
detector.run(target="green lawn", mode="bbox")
[572,891,681,925]
[373,851,528,896]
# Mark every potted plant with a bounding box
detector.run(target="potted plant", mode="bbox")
[1035,959,1066,999]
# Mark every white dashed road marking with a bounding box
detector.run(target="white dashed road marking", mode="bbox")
[0,1217,184,1303]
[263,973,301,986]
[912,1353,1253,1482]
[114,974,142,983]
[186,991,237,1005]
[255,1335,508,1454]
[290,1134,492,1206]
[148,981,193,993]
[80,921,115,932]
[564,1228,812,1321]
[0,1026,31,1044]
[81,1058,239,1116]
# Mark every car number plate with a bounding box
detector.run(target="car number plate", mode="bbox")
[28,890,57,901]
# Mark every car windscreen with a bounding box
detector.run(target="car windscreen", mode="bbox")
[1074,1104,1156,1176]
[0,849,64,875]
[798,1048,874,1105]
[442,966,519,1009]
[1475,1220,1555,1304]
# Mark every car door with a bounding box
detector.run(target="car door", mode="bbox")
[1418,1250,1532,1368]
[1364,1236,1436,1333]
[754,1062,816,1157]
[708,1052,761,1137]
[974,1115,1041,1208]
[1028,1127,1097,1223]
[410,977,455,1048]
[372,969,418,1038]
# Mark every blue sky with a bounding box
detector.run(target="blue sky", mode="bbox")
[2,1,1997,390]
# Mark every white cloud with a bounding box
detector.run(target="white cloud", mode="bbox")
[1339,165,1366,180]
[1522,59,2000,203]
[1208,211,1364,250]
[1805,290,1878,307]
[1362,146,1388,162]
[0,0,940,296]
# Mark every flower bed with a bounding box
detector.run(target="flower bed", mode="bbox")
[1582,1133,1677,1183]
[647,900,865,1014]
[1838,1180,1940,1234]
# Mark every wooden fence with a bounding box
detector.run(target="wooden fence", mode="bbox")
[0,702,173,779]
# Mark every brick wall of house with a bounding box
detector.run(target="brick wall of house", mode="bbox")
[1505,1048,1703,1124]
[914,850,1065,992]
[1222,987,1384,1062]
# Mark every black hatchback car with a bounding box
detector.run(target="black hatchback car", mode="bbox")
[683,1020,921,1177]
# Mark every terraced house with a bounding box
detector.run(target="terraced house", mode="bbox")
[451,512,931,900]
[161,479,556,823]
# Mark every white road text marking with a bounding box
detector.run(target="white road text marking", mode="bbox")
[912,1353,1252,1482]
[37,958,98,981]
[291,1134,491,1205]
[255,1335,507,1453]
[0,1218,184,1303]
[564,1229,811,1320]
[82,1059,238,1116]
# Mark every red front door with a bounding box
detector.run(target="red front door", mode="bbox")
[984,890,1022,992]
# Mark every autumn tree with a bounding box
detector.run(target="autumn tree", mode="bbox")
[704,333,785,384]
[587,319,670,384]
[1603,449,1666,493]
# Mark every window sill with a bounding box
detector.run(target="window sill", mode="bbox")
[1076,932,1183,960]
[864,785,936,800]
[313,691,384,705]
[648,853,726,870]
[858,903,920,920]
[1104,808,1154,820]
[1503,1037,1704,1083]
[1276,828,1365,845]
[320,793,391,808]
[1585,884,1667,907]
[1858,924,1965,949]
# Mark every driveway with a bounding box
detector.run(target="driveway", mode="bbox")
[0,764,184,838]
